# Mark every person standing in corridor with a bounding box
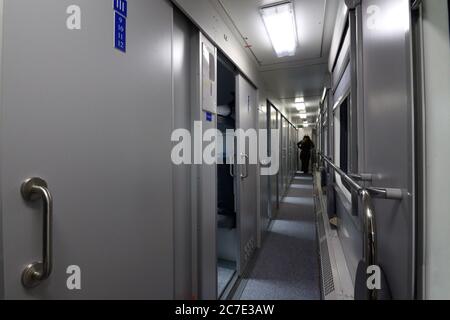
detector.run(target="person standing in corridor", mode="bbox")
[297,136,315,174]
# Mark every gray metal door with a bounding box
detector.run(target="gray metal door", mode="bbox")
[282,117,289,192]
[173,7,194,300]
[350,0,415,299]
[236,75,257,274]
[269,106,279,213]
[258,102,270,235]
[277,114,283,201]
[0,0,174,299]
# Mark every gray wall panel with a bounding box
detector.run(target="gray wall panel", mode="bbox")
[173,8,194,300]
[236,75,257,274]
[360,0,415,299]
[258,102,270,238]
[0,0,4,300]
[0,0,175,299]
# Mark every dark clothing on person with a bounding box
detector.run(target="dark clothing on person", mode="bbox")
[298,139,315,174]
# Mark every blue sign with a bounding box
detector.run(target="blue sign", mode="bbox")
[113,0,127,18]
[114,12,126,53]
[206,112,213,122]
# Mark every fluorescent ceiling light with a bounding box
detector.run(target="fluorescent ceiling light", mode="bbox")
[260,2,298,58]
[295,97,304,103]
[295,102,306,111]
[300,114,307,119]
[321,88,327,103]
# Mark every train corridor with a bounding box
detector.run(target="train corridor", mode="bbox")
[234,173,320,300]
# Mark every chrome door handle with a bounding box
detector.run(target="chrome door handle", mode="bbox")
[21,177,53,288]
[240,153,249,179]
[229,155,235,177]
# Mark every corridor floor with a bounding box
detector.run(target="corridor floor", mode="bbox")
[237,172,321,300]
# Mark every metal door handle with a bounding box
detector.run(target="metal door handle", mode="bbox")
[240,153,249,179]
[229,155,235,177]
[21,177,53,288]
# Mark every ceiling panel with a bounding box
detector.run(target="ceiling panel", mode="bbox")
[260,62,328,99]
[214,0,340,126]
[219,0,327,66]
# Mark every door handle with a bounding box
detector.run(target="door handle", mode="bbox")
[20,177,53,288]
[229,155,235,177]
[240,153,249,179]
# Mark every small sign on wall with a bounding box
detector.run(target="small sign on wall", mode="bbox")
[201,40,217,114]
[113,0,128,53]
[114,12,126,53]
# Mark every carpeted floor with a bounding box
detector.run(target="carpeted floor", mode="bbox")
[239,173,320,300]
[218,260,236,297]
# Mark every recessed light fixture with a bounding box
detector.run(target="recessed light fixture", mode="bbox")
[295,97,304,103]
[300,114,307,119]
[260,2,298,58]
[295,102,306,111]
[321,88,327,103]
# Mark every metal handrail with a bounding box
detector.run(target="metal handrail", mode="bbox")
[318,153,378,300]
[319,154,363,193]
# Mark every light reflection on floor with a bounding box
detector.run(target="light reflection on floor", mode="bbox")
[282,196,314,206]
[290,184,313,190]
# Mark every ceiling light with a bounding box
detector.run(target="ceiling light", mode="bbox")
[300,114,307,119]
[295,97,304,103]
[295,102,306,111]
[260,2,297,58]
[321,88,327,103]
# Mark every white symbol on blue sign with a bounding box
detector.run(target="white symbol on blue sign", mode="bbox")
[113,0,127,53]
[114,0,127,17]
[114,12,126,53]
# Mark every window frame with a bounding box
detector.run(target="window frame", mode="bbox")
[333,91,352,202]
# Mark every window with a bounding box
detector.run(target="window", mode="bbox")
[339,99,349,173]
[334,95,351,200]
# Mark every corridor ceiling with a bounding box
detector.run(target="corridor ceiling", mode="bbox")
[216,0,341,127]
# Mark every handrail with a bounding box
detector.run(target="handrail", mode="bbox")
[318,153,403,200]
[319,154,363,193]
[318,153,378,300]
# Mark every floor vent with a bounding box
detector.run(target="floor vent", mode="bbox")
[320,235,335,295]
[316,205,335,297]
[314,173,355,300]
